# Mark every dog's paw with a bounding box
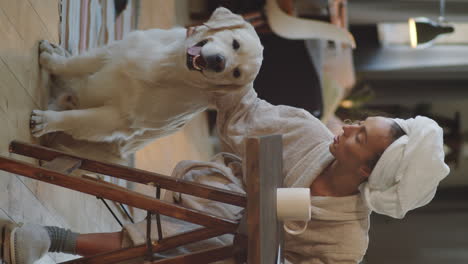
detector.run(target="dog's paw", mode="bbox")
[30,110,53,137]
[39,40,69,57]
[39,40,66,73]
[39,52,65,73]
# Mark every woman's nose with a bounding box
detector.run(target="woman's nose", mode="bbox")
[342,125,358,136]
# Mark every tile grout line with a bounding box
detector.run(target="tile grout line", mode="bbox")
[0,58,41,110]
[11,173,70,227]
[0,0,54,43]
[0,208,14,222]
[0,6,48,109]
[0,94,8,115]
[26,0,58,41]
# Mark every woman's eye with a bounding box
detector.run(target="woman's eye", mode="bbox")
[232,39,240,50]
[233,68,241,78]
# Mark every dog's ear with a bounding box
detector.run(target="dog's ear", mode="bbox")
[204,7,246,30]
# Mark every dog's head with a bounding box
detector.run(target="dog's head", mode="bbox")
[185,7,264,92]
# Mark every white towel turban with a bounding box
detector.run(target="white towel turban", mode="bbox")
[359,116,450,219]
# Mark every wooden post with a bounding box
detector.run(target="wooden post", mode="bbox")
[245,135,284,264]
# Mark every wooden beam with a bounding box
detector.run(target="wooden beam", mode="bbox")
[9,141,246,207]
[59,227,231,264]
[0,156,238,230]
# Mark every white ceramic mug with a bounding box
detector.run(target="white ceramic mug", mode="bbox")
[276,188,311,235]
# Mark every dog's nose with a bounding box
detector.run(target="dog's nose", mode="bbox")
[205,54,225,72]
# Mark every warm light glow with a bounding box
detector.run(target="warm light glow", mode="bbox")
[409,18,418,48]
[340,100,354,108]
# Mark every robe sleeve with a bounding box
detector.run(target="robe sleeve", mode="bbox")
[213,87,335,187]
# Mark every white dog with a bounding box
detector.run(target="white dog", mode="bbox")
[32,7,263,157]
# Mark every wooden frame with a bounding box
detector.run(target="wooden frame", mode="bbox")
[0,136,283,264]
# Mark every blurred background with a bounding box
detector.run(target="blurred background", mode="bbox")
[0,0,466,263]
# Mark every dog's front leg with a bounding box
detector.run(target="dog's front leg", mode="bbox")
[39,40,110,78]
[30,106,127,142]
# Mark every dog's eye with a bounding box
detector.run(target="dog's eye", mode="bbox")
[232,39,240,50]
[233,68,241,78]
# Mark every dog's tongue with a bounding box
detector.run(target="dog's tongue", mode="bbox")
[188,46,202,56]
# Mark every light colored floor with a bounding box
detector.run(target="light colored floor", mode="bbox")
[0,0,213,263]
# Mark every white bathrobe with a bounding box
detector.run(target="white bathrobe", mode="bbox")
[123,87,371,264]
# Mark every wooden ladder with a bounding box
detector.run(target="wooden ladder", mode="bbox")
[0,135,283,264]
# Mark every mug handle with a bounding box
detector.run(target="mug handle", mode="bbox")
[283,221,308,235]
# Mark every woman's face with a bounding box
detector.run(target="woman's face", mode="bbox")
[329,117,394,172]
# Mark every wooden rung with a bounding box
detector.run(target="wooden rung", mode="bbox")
[81,174,131,192]
[42,156,82,175]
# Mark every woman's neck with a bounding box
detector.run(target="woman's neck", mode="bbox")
[310,160,362,197]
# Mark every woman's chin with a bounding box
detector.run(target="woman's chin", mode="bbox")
[329,143,336,157]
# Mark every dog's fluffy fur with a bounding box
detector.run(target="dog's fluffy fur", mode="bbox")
[32,7,263,160]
